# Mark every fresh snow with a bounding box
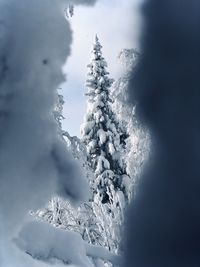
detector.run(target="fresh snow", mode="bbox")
[97,129,107,145]
[16,221,120,267]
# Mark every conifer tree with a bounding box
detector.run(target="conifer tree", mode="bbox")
[81,35,129,206]
[81,36,133,253]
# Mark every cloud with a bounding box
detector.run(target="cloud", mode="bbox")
[123,0,200,266]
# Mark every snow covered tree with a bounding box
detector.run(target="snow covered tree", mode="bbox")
[112,49,139,138]
[81,35,129,205]
[112,49,150,200]
[81,36,131,253]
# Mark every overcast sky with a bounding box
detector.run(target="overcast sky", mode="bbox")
[62,0,142,137]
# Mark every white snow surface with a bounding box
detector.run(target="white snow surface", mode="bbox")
[16,221,121,267]
[97,129,107,145]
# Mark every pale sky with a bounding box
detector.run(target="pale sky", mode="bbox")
[62,0,142,137]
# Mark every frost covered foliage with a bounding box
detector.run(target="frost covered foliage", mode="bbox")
[64,132,94,183]
[35,197,124,256]
[34,88,106,257]
[81,36,130,253]
[112,49,150,200]
[54,88,92,180]
[34,199,107,248]
[54,88,92,182]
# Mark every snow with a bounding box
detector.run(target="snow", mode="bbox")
[108,142,116,155]
[96,155,110,174]
[65,4,74,18]
[97,129,107,145]
[81,121,95,136]
[80,37,134,254]
[118,49,139,68]
[16,221,120,267]
[121,175,132,201]
[14,36,151,267]
[111,49,150,201]
[31,43,150,267]
[16,221,93,267]
[0,0,100,266]
[94,109,103,122]
[88,139,97,153]
[116,190,126,211]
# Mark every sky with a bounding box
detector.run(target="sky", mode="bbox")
[62,0,142,137]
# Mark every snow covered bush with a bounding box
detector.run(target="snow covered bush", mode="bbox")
[33,198,106,247]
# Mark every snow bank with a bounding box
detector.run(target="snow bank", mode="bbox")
[15,221,93,267]
[0,0,98,266]
[0,0,91,232]
[16,221,121,267]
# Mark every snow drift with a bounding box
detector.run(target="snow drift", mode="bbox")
[0,0,98,266]
[15,221,121,267]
